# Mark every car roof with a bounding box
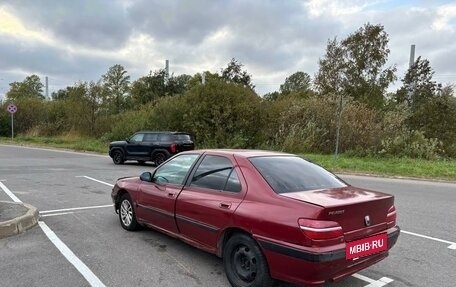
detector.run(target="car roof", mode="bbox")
[183,149,295,158]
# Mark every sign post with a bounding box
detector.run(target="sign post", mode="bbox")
[7,104,17,140]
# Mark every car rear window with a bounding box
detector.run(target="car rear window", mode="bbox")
[249,156,346,194]
[175,134,192,141]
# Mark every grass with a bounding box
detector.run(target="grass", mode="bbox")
[302,153,456,181]
[1,136,456,181]
[0,135,108,153]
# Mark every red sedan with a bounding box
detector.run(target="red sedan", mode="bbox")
[111,150,400,287]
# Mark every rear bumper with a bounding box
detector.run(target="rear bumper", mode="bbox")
[258,226,400,286]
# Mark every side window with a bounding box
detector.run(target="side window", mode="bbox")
[191,155,241,192]
[143,133,158,142]
[130,133,144,142]
[158,133,173,141]
[225,169,242,193]
[152,154,199,185]
[153,154,199,185]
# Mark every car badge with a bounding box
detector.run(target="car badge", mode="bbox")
[364,215,371,227]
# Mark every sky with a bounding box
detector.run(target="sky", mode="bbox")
[0,0,455,100]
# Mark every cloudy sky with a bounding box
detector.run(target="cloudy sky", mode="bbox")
[0,0,455,100]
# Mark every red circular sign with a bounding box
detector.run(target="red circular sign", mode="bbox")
[7,104,17,114]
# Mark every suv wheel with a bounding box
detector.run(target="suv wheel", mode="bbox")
[112,150,125,165]
[153,152,167,166]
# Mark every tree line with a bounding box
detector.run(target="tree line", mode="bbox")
[1,23,455,159]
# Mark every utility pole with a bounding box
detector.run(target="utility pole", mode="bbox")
[45,76,49,99]
[165,60,169,84]
[409,44,416,68]
[408,45,416,103]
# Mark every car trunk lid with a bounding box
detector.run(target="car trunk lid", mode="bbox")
[281,187,394,241]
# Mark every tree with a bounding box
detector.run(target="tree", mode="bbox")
[220,58,255,90]
[315,23,396,107]
[130,70,192,105]
[280,71,312,95]
[395,58,456,156]
[130,71,165,105]
[51,88,70,101]
[102,64,130,114]
[142,78,266,148]
[395,56,441,108]
[263,91,281,101]
[6,75,44,101]
[167,74,192,95]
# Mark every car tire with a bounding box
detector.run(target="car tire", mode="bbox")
[118,193,139,231]
[223,233,274,287]
[153,152,167,166]
[112,150,125,165]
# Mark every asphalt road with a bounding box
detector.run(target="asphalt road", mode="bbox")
[0,144,455,287]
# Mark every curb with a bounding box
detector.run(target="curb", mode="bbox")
[0,202,40,239]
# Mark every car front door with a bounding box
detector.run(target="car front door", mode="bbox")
[126,133,147,157]
[175,154,246,250]
[136,153,200,234]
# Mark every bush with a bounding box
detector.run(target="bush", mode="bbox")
[103,108,149,141]
[144,80,266,148]
[0,104,10,137]
[379,130,443,159]
[267,94,383,154]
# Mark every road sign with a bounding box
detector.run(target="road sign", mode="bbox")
[6,104,16,139]
[7,104,17,114]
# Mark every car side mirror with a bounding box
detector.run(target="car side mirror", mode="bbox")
[125,138,130,143]
[140,172,152,182]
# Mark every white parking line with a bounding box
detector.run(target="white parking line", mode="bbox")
[402,230,456,249]
[353,273,394,286]
[364,277,394,287]
[353,273,375,283]
[76,176,114,187]
[0,181,22,203]
[41,212,75,217]
[39,221,106,287]
[0,181,106,286]
[40,204,113,214]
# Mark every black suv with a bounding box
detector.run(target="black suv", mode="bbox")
[109,131,194,165]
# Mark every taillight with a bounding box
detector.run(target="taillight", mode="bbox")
[386,205,397,228]
[298,218,344,244]
[170,143,177,153]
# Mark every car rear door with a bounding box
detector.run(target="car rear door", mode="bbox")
[136,153,200,233]
[175,154,246,249]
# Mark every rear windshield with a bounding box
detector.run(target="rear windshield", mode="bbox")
[175,134,192,141]
[249,156,346,194]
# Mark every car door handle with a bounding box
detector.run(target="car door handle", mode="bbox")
[168,192,175,197]
[219,203,231,209]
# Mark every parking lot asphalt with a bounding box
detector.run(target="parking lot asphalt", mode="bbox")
[0,144,455,287]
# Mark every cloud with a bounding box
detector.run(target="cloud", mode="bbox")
[432,4,456,32]
[0,0,455,98]
[1,0,132,49]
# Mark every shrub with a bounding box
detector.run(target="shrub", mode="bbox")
[268,94,383,154]
[103,108,149,141]
[379,130,443,159]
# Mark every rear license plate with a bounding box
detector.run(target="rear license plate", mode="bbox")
[346,233,387,260]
